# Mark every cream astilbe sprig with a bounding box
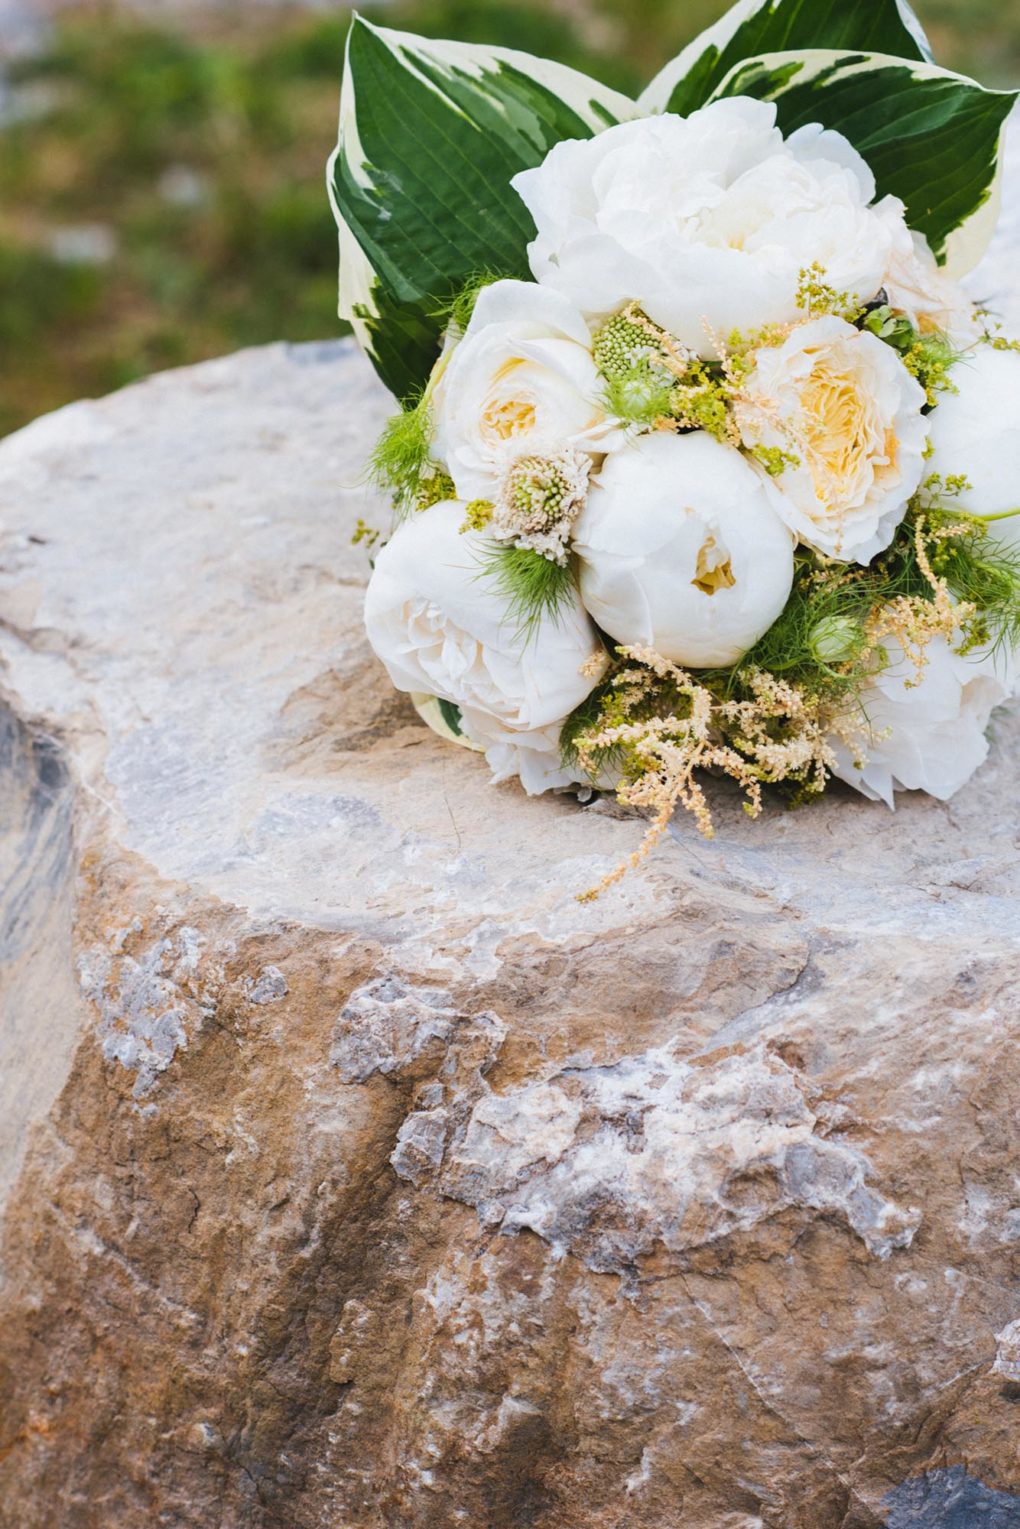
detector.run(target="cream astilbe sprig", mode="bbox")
[572,647,845,903]
[862,514,976,683]
[718,670,832,779]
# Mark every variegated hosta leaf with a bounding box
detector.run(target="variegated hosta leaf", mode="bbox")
[328,17,637,402]
[639,0,931,117]
[709,50,1017,275]
[410,694,483,752]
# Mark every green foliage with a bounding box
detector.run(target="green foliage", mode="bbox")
[559,680,622,775]
[723,556,888,697]
[368,396,453,515]
[592,308,742,436]
[926,513,1020,653]
[640,0,931,115]
[863,305,961,405]
[330,13,636,399]
[920,0,1020,88]
[0,242,107,435]
[431,271,512,337]
[601,372,675,427]
[478,544,578,636]
[438,698,465,736]
[0,12,349,434]
[404,0,634,82]
[593,310,675,425]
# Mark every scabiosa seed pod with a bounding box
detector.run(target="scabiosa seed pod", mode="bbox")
[493,449,591,564]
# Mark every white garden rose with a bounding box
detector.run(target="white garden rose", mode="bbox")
[829,632,1017,807]
[511,99,911,356]
[882,231,984,347]
[734,316,929,563]
[430,279,621,504]
[573,432,795,668]
[363,501,603,794]
[925,343,1020,547]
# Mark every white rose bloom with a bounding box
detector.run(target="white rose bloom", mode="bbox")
[829,633,1017,807]
[925,343,1020,548]
[511,99,910,356]
[363,501,602,794]
[430,279,621,504]
[882,231,984,347]
[734,316,929,563]
[573,432,795,668]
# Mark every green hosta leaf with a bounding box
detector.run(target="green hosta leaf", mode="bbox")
[328,16,637,402]
[437,698,465,738]
[709,50,1016,275]
[640,0,931,117]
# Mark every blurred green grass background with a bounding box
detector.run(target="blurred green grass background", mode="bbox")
[1,0,1017,436]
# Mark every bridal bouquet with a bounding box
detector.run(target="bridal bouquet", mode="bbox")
[329,0,1020,892]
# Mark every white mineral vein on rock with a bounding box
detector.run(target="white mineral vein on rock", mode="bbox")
[0,113,1018,1529]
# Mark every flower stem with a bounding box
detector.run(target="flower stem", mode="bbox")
[949,506,1020,524]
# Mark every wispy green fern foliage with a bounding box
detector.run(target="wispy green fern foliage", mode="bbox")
[431,270,512,337]
[478,544,579,637]
[368,393,453,517]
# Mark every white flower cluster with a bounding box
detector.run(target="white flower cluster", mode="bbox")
[365,98,1020,809]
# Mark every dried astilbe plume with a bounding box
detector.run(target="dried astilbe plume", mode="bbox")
[573,647,847,902]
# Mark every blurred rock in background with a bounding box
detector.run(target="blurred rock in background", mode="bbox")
[0,0,1018,437]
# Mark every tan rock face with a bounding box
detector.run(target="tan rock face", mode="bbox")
[2,134,1020,1527]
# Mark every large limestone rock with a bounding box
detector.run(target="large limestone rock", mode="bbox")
[1,134,1019,1529]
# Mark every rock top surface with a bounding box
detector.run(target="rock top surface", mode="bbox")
[0,122,1019,1529]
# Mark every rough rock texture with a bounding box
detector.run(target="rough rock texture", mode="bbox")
[1,132,1020,1529]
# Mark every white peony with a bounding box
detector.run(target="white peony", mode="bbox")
[572,431,795,668]
[924,343,1020,547]
[430,279,621,503]
[882,231,984,347]
[829,633,1017,807]
[511,98,911,356]
[733,316,929,563]
[363,501,603,793]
